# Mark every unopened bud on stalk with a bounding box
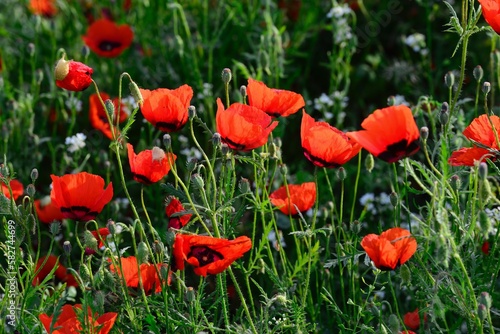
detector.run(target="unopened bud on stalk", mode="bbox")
[365,153,374,173]
[274,137,282,148]
[240,85,247,99]
[441,102,449,113]
[350,220,361,234]
[63,241,72,255]
[137,241,149,264]
[479,211,491,235]
[83,230,97,250]
[450,175,461,191]
[160,263,170,281]
[79,263,91,282]
[31,168,39,182]
[400,264,411,285]
[390,191,399,207]
[27,213,36,234]
[440,102,449,125]
[479,292,492,309]
[221,68,232,84]
[50,222,61,235]
[483,82,491,95]
[211,132,221,147]
[191,173,205,190]
[479,162,488,180]
[239,178,251,194]
[337,167,346,181]
[129,81,143,106]
[106,219,116,235]
[186,287,196,302]
[166,229,176,246]
[420,126,429,141]
[280,164,288,176]
[478,304,488,321]
[387,95,395,106]
[104,99,115,120]
[445,71,454,88]
[388,314,400,333]
[26,184,36,197]
[221,143,230,156]
[378,324,389,334]
[163,134,171,150]
[186,158,198,172]
[188,105,196,119]
[153,240,164,254]
[474,65,484,82]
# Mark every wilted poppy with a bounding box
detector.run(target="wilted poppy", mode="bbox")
[404,308,426,330]
[54,56,93,92]
[166,196,192,229]
[301,111,361,167]
[479,0,500,34]
[127,143,177,184]
[35,196,65,224]
[33,255,77,287]
[29,0,57,18]
[39,304,117,334]
[91,227,110,249]
[82,18,134,58]
[1,179,23,200]
[216,98,278,151]
[139,85,193,132]
[247,78,305,117]
[50,172,113,222]
[109,256,167,294]
[448,114,500,166]
[360,227,417,270]
[347,105,420,163]
[269,182,316,215]
[172,234,252,276]
[89,93,128,140]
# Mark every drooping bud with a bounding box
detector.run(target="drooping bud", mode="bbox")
[129,81,144,106]
[279,164,288,177]
[483,82,491,95]
[420,126,429,141]
[445,71,454,88]
[365,153,374,173]
[83,230,98,250]
[388,314,400,333]
[137,241,149,264]
[474,65,484,82]
[160,263,170,281]
[79,263,91,282]
[221,68,232,84]
[188,105,196,119]
[153,240,165,255]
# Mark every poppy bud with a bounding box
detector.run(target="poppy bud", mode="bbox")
[26,184,36,197]
[221,68,232,84]
[387,95,395,106]
[239,177,251,194]
[93,290,105,311]
[450,174,461,191]
[420,126,429,141]
[165,229,176,246]
[365,153,374,173]
[27,43,35,57]
[153,240,164,255]
[336,167,346,181]
[137,241,149,264]
[478,304,488,321]
[50,222,61,235]
[444,71,454,88]
[103,268,115,287]
[479,292,492,309]
[31,168,39,182]
[160,263,170,281]
[474,65,484,82]
[440,104,449,125]
[104,99,115,121]
[221,143,230,156]
[388,314,400,333]
[80,263,91,282]
[186,286,196,302]
[83,230,98,250]
[163,134,171,150]
[129,81,144,106]
[390,191,399,207]
[54,55,93,92]
[479,211,492,234]
[479,162,488,180]
[63,240,72,255]
[350,220,361,234]
[186,158,198,172]
[188,105,196,119]
[27,213,36,234]
[280,164,288,176]
[240,85,247,99]
[483,82,491,95]
[106,219,116,235]
[274,137,282,148]
[191,173,205,190]
[211,132,221,147]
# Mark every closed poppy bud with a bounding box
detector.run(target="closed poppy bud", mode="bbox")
[26,184,36,197]
[240,85,247,99]
[83,230,98,250]
[50,222,61,235]
[160,263,170,281]
[80,263,91,282]
[390,191,398,207]
[186,286,196,302]
[474,65,484,82]
[107,219,116,235]
[104,99,115,120]
[239,177,251,194]
[388,314,400,333]
[444,71,454,88]
[450,175,461,190]
[191,173,204,190]
[221,68,232,84]
[186,158,198,172]
[163,134,171,150]
[387,95,396,106]
[137,241,149,264]
[479,292,492,309]
[336,167,346,181]
[479,162,488,180]
[483,82,491,95]
[188,105,196,119]
[365,153,375,173]
[400,263,411,285]
[478,304,488,321]
[420,126,429,141]
[129,81,143,106]
[63,241,72,255]
[31,168,39,182]
[212,133,221,147]
[54,56,93,91]
[280,164,288,176]
[166,229,176,246]
[479,211,491,233]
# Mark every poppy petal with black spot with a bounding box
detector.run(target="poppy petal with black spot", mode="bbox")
[50,172,113,222]
[247,78,305,117]
[82,18,134,58]
[347,105,420,163]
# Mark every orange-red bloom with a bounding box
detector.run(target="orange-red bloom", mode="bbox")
[82,18,134,58]
[404,308,426,330]
[216,98,278,151]
[360,227,417,270]
[166,196,192,229]
[91,227,110,249]
[1,179,23,200]
[39,304,117,334]
[54,57,93,92]
[269,182,316,215]
[448,114,500,166]
[139,85,193,132]
[109,256,167,294]
[479,0,500,34]
[35,196,65,224]
[347,105,420,163]
[301,111,361,167]
[33,255,77,287]
[127,143,177,184]
[173,234,252,276]
[50,172,113,222]
[247,78,305,117]
[89,93,128,140]
[29,0,57,18]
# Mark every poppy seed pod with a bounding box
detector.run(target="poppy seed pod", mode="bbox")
[55,56,93,91]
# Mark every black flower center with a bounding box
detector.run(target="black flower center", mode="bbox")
[98,40,122,52]
[187,246,224,267]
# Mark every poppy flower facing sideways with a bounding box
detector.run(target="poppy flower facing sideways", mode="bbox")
[54,56,93,92]
[448,114,500,166]
[127,144,177,184]
[479,0,500,34]
[216,98,278,151]
[360,227,417,271]
[50,172,113,222]
[172,234,252,277]
[247,78,305,117]
[404,308,427,330]
[1,179,23,200]
[347,105,420,163]
[82,18,134,58]
[32,255,77,287]
[39,304,117,334]
[166,196,192,229]
[139,85,193,132]
[34,196,65,224]
[29,0,57,17]
[109,256,167,295]
[301,111,362,167]
[269,182,316,215]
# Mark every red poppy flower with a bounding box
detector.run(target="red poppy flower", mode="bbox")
[33,255,77,287]
[39,304,117,334]
[347,105,420,163]
[50,172,113,222]
[29,0,57,18]
[216,98,278,151]
[54,56,93,92]
[1,179,23,200]
[404,308,426,330]
[82,18,134,58]
[172,234,252,276]
[482,240,490,255]
[247,78,305,117]
[301,111,361,167]
[89,93,128,140]
[139,85,193,132]
[127,144,177,184]
[269,182,316,215]
[109,256,167,294]
[35,196,65,224]
[479,0,500,34]
[400,332,416,334]
[166,196,192,229]
[448,114,500,166]
[360,227,417,270]
[91,227,110,249]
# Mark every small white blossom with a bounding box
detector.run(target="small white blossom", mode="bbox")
[65,96,82,112]
[65,133,86,153]
[403,33,428,56]
[392,95,410,106]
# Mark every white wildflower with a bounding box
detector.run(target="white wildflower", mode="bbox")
[65,133,87,153]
